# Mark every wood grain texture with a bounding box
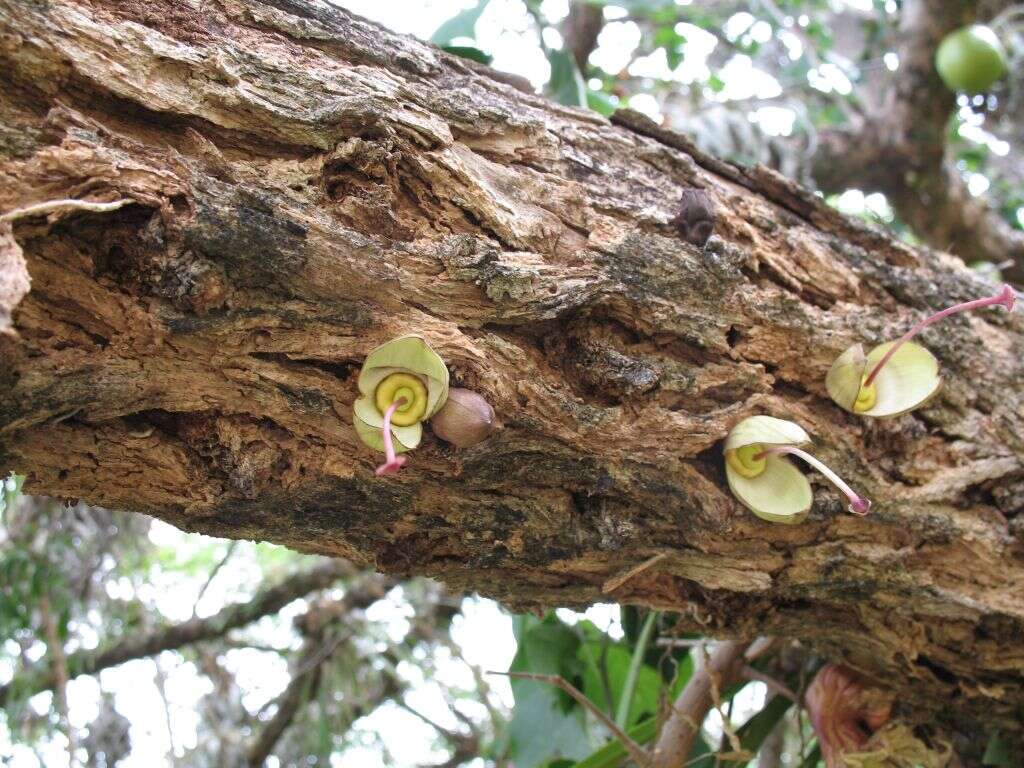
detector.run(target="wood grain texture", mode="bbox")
[1,0,1023,740]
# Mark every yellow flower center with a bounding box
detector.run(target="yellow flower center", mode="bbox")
[853,376,877,413]
[375,372,428,427]
[725,443,767,478]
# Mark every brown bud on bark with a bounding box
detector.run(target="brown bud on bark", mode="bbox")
[673,188,716,247]
[805,664,894,768]
[431,388,495,448]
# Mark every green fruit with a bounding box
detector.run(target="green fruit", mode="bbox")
[935,25,1007,94]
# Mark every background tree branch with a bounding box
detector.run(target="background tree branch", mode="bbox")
[812,0,1024,274]
[652,640,751,768]
[0,560,377,706]
[562,1,604,72]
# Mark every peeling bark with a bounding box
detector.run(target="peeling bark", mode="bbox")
[1,0,1024,743]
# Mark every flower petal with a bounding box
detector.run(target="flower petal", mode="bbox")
[726,454,812,524]
[353,397,423,452]
[825,343,868,412]
[860,341,941,417]
[358,335,449,416]
[725,415,811,452]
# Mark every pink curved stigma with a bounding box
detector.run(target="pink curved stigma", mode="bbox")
[864,284,1016,387]
[375,397,408,477]
[756,445,871,516]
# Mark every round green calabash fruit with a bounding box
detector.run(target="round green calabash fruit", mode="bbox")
[936,25,1006,94]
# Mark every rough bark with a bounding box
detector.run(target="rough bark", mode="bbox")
[1,0,1023,743]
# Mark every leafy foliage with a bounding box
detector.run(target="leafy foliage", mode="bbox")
[431,0,492,45]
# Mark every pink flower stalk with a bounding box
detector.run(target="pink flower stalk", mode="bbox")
[375,398,409,476]
[864,283,1016,388]
[756,445,871,516]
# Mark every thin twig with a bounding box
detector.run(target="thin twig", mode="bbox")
[0,198,131,223]
[399,700,463,742]
[745,637,775,662]
[741,665,801,704]
[489,670,651,768]
[442,635,503,728]
[656,637,707,649]
[602,552,668,594]
[192,541,239,617]
[151,655,182,768]
[40,592,76,766]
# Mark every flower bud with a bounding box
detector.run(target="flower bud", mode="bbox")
[431,388,495,448]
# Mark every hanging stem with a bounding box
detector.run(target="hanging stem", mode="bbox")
[615,610,659,730]
[863,285,1015,387]
[756,446,870,515]
[375,397,408,476]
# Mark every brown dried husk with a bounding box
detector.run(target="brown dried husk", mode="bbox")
[842,723,952,768]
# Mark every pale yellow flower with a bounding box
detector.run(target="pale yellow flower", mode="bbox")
[352,335,449,475]
[827,285,1015,417]
[724,416,870,524]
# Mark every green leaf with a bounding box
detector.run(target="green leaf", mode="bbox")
[507,614,591,766]
[586,90,617,116]
[718,694,794,766]
[441,44,493,65]
[547,49,587,108]
[578,642,660,729]
[570,650,696,768]
[614,611,658,729]
[799,742,822,768]
[984,731,1019,767]
[430,0,491,46]
[570,715,658,768]
[0,473,24,519]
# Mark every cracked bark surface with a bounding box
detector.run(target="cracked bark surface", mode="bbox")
[1,0,1023,743]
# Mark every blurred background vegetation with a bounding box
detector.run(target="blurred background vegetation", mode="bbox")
[2,0,1022,766]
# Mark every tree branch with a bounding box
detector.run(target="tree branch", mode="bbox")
[757,717,785,768]
[651,640,751,768]
[40,591,76,765]
[246,573,399,765]
[562,1,604,72]
[3,0,1024,738]
[246,635,332,767]
[0,559,359,707]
